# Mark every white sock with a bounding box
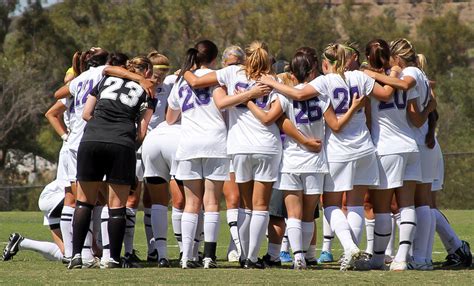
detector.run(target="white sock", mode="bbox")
[324,206,358,255]
[152,204,168,260]
[226,208,241,256]
[306,244,317,260]
[394,206,416,263]
[435,209,462,254]
[302,221,314,255]
[124,207,137,254]
[100,207,110,263]
[144,208,155,255]
[365,218,375,255]
[204,212,220,243]
[92,206,103,250]
[248,210,269,262]
[370,213,391,267]
[287,218,303,256]
[60,206,74,258]
[426,208,436,262]
[321,209,334,253]
[238,208,252,259]
[281,227,290,252]
[385,213,398,257]
[193,211,204,259]
[267,242,281,261]
[347,206,365,246]
[412,205,431,263]
[20,238,63,261]
[171,207,183,253]
[81,220,94,261]
[181,212,198,260]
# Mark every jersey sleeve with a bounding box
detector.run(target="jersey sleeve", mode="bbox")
[320,94,331,113]
[215,65,235,87]
[278,93,290,114]
[401,67,418,81]
[308,76,327,97]
[68,77,79,95]
[361,72,375,96]
[167,83,181,111]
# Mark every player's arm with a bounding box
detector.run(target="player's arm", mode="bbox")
[407,98,437,128]
[103,66,155,97]
[82,95,97,121]
[246,97,283,126]
[45,100,68,140]
[137,108,153,144]
[183,71,219,89]
[259,75,319,101]
[276,115,322,153]
[54,84,70,100]
[165,106,181,125]
[213,84,270,110]
[364,97,372,132]
[368,69,399,101]
[365,69,416,91]
[324,93,366,133]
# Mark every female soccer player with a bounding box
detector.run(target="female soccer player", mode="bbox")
[68,56,155,269]
[259,42,395,271]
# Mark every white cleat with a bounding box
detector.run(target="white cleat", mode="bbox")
[227,250,239,262]
[390,260,408,271]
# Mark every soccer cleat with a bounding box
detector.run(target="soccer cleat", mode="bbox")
[292,258,307,270]
[147,249,159,262]
[353,252,371,271]
[124,249,142,263]
[203,257,217,269]
[340,249,369,271]
[106,258,122,268]
[67,254,83,269]
[227,250,240,262]
[442,253,463,268]
[318,251,334,263]
[181,258,197,269]
[390,260,408,271]
[99,259,109,269]
[407,260,433,271]
[2,233,24,261]
[305,257,319,267]
[262,253,282,268]
[384,255,394,264]
[244,258,265,269]
[62,256,71,265]
[457,241,472,267]
[82,257,101,269]
[158,258,170,268]
[280,251,292,263]
[122,255,143,268]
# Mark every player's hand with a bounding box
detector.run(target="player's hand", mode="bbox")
[390,65,402,74]
[249,83,272,99]
[139,78,156,98]
[302,138,322,153]
[351,93,366,111]
[258,74,276,87]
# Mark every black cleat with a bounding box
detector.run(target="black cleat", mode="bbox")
[107,258,122,268]
[244,258,266,269]
[262,254,281,268]
[147,249,158,262]
[305,257,319,267]
[158,258,170,268]
[124,249,142,263]
[457,241,472,267]
[122,256,144,268]
[2,233,24,261]
[67,254,83,269]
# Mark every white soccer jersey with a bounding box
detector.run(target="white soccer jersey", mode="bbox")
[168,69,227,160]
[215,65,282,155]
[370,70,419,155]
[67,65,106,151]
[309,71,376,162]
[403,67,432,146]
[279,83,330,173]
[148,74,177,130]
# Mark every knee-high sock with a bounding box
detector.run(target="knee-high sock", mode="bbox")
[151,204,168,260]
[108,207,126,263]
[181,212,198,260]
[287,218,303,261]
[324,206,358,255]
[435,209,462,254]
[302,221,314,256]
[365,218,375,255]
[143,208,155,255]
[81,219,94,261]
[248,210,269,262]
[321,209,334,253]
[92,206,103,250]
[124,207,137,254]
[347,206,365,246]
[100,207,110,263]
[394,206,416,263]
[204,212,220,259]
[370,213,391,267]
[72,201,93,258]
[281,226,290,252]
[426,208,437,262]
[267,242,281,261]
[226,208,241,256]
[171,207,183,253]
[238,208,252,260]
[20,238,63,261]
[385,213,398,257]
[60,206,74,258]
[192,211,204,259]
[412,206,431,263]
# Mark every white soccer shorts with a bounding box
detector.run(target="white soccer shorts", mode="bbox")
[175,158,230,181]
[275,172,325,195]
[374,152,422,190]
[232,153,281,183]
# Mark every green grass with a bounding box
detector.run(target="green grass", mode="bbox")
[0,210,473,285]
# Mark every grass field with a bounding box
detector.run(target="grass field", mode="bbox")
[0,210,472,285]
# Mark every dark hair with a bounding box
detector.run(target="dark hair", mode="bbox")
[106,52,129,67]
[178,40,218,79]
[365,39,390,70]
[295,46,319,75]
[126,56,152,74]
[290,52,314,83]
[72,51,82,76]
[80,48,109,72]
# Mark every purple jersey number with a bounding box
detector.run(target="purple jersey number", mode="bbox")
[333,86,360,115]
[294,98,323,124]
[379,90,407,110]
[235,82,269,109]
[179,85,211,112]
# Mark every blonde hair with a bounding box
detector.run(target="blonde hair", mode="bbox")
[147,51,170,69]
[127,56,152,74]
[277,72,297,86]
[244,41,271,80]
[322,43,347,78]
[417,54,427,72]
[390,38,417,66]
[222,45,245,65]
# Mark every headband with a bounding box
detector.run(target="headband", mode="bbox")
[153,65,170,69]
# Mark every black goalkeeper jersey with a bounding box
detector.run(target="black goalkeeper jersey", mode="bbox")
[81,76,155,149]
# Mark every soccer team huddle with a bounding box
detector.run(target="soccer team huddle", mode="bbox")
[2,38,472,272]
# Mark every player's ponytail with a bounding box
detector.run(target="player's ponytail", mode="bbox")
[417,53,427,72]
[290,52,313,84]
[106,52,129,67]
[365,39,391,71]
[126,56,152,76]
[244,41,272,80]
[390,38,417,67]
[178,40,218,80]
[322,43,347,79]
[72,51,82,76]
